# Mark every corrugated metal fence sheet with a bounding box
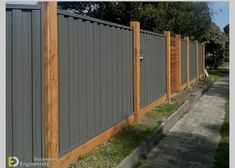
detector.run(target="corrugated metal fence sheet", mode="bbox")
[181,40,187,84]
[57,10,134,155]
[140,30,166,108]
[6,4,44,165]
[189,41,196,80]
[198,44,203,74]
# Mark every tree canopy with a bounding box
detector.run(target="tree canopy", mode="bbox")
[223,24,229,35]
[58,2,212,41]
[203,22,228,65]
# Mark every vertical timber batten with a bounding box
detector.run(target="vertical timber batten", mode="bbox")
[185,36,190,88]
[130,21,141,122]
[43,2,59,167]
[202,43,206,78]
[164,31,171,100]
[195,40,199,81]
[176,34,181,91]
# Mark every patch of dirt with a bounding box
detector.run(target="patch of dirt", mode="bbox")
[171,78,212,103]
[139,111,168,126]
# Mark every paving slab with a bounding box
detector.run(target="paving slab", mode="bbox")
[137,72,229,168]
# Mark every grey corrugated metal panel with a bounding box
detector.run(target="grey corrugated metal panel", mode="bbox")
[140,32,147,107]
[150,35,154,102]
[157,36,161,96]
[121,28,126,119]
[152,35,156,100]
[79,19,88,143]
[58,14,70,154]
[159,35,166,96]
[22,10,33,161]
[68,16,79,146]
[103,25,109,129]
[190,41,196,45]
[6,7,44,165]
[58,10,133,30]
[140,29,166,37]
[160,35,166,95]
[140,34,144,107]
[155,35,159,98]
[128,30,134,116]
[163,36,167,95]
[40,5,45,159]
[32,9,43,158]
[107,25,113,125]
[6,4,41,10]
[94,22,102,133]
[58,15,134,155]
[157,35,161,97]
[189,42,196,80]
[140,32,166,107]
[181,40,187,84]
[99,24,107,129]
[11,9,23,161]
[140,32,145,106]
[198,44,203,74]
[76,19,85,143]
[6,10,13,158]
[86,20,96,137]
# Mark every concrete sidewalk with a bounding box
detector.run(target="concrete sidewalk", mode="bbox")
[137,73,229,168]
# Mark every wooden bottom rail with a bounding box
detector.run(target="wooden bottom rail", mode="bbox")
[56,115,134,168]
[180,83,187,90]
[141,95,167,115]
[199,73,204,79]
[189,78,197,86]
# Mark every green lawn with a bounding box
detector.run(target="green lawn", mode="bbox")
[72,101,183,168]
[213,101,229,168]
[207,68,228,82]
[221,62,229,68]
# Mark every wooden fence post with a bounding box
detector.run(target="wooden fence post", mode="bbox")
[130,21,141,122]
[195,40,199,81]
[164,31,171,100]
[43,2,59,167]
[202,43,206,78]
[184,36,190,87]
[176,34,181,91]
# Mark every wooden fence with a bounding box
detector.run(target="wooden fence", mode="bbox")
[6,2,205,168]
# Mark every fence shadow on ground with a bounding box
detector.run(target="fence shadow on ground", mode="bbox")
[137,128,224,168]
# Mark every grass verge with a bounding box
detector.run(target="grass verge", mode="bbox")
[207,68,228,82]
[72,101,183,168]
[213,101,229,168]
[221,62,229,68]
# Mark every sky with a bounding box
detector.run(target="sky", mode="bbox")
[209,1,229,31]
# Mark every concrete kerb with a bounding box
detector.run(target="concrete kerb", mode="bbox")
[116,81,212,168]
[116,101,190,168]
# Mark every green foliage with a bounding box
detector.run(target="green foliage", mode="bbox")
[223,24,229,35]
[223,24,229,58]
[203,23,228,67]
[207,68,228,81]
[58,2,212,41]
[58,2,97,15]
